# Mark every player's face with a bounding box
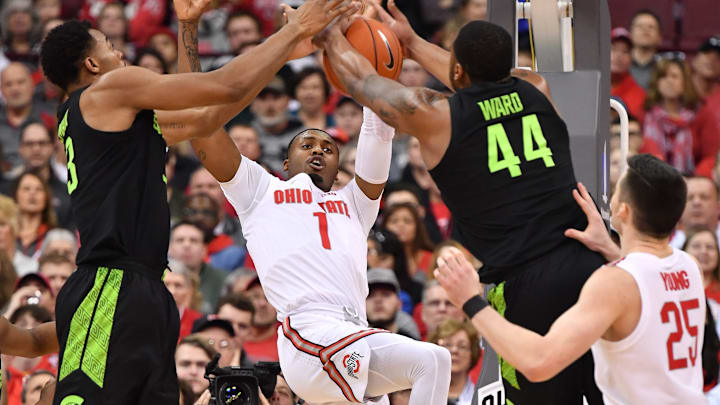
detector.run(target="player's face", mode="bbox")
[284,132,339,192]
[87,29,126,74]
[685,230,719,274]
[437,330,473,374]
[21,373,55,405]
[175,345,211,394]
[217,304,253,348]
[39,263,73,295]
[609,175,628,235]
[682,177,719,229]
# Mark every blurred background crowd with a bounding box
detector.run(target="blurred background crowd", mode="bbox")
[0,0,719,404]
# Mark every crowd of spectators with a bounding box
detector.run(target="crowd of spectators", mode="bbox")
[0,0,718,404]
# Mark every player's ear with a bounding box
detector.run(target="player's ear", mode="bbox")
[453,63,464,83]
[84,56,101,74]
[282,159,289,172]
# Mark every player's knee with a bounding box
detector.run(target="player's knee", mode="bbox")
[422,342,451,373]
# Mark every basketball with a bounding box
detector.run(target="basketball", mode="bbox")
[322,17,403,95]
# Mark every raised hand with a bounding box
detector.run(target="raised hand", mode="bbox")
[434,247,483,309]
[564,182,622,261]
[173,0,212,22]
[371,0,417,54]
[281,0,359,39]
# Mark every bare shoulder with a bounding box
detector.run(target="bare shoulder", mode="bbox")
[582,265,640,305]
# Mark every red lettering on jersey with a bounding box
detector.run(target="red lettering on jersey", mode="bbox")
[295,189,302,203]
[344,202,350,217]
[318,202,327,212]
[326,201,338,213]
[335,200,345,215]
[302,190,312,204]
[661,271,690,291]
[274,190,284,204]
[285,189,296,203]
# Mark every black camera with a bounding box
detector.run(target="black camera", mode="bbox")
[204,354,281,405]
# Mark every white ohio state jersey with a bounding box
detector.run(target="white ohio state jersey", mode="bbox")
[591,249,707,405]
[221,157,379,321]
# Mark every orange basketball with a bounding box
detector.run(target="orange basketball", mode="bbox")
[323,18,403,95]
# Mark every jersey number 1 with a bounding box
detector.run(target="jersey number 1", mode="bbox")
[313,212,332,250]
[661,299,700,370]
[487,114,555,178]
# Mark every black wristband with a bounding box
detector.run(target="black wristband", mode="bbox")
[462,295,488,318]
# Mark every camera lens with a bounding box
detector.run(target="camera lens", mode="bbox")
[218,381,254,405]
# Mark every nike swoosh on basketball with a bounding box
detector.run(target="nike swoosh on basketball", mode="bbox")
[377,30,395,70]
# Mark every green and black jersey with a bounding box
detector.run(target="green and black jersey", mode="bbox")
[57,87,170,277]
[430,78,588,284]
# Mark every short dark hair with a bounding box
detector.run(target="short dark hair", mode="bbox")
[453,21,513,83]
[631,9,662,31]
[293,67,330,102]
[216,292,255,316]
[21,370,55,404]
[225,10,262,34]
[40,20,94,91]
[385,182,424,206]
[170,220,205,241]
[38,252,74,269]
[10,304,53,324]
[20,120,52,142]
[286,128,338,158]
[619,154,686,238]
[133,47,168,74]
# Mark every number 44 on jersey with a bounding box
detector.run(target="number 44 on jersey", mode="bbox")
[487,113,555,178]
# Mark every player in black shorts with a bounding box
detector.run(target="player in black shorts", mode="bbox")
[36,0,354,403]
[316,3,607,404]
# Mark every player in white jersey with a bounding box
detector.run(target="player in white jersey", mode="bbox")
[190,103,451,404]
[435,154,707,404]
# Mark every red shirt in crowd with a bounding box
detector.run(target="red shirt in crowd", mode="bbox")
[6,354,57,405]
[243,325,280,363]
[611,73,646,123]
[178,307,203,342]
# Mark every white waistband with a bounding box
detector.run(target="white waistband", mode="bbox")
[284,302,367,327]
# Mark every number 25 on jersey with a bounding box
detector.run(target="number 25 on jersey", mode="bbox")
[488,114,555,178]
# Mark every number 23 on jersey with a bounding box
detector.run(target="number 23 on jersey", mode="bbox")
[488,113,555,178]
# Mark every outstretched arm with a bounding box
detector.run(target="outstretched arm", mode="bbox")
[435,248,632,382]
[354,107,395,200]
[91,0,355,114]
[0,318,58,358]
[316,24,448,141]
